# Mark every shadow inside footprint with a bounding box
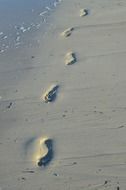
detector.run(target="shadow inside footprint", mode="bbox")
[61,27,74,37]
[48,85,59,102]
[44,85,59,103]
[65,52,77,65]
[38,139,54,167]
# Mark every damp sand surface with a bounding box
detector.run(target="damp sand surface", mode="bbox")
[1,0,126,190]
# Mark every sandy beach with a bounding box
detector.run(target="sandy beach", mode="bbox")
[1,0,126,189]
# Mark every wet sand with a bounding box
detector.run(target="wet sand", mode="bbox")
[1,0,126,189]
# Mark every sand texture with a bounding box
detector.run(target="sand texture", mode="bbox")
[1,0,126,189]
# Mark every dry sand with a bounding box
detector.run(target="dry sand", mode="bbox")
[1,0,126,189]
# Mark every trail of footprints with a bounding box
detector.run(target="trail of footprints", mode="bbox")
[42,8,88,104]
[27,8,88,168]
[24,5,122,189]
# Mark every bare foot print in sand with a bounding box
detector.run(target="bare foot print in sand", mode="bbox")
[36,137,53,167]
[42,84,59,103]
[29,136,54,167]
[80,9,88,17]
[61,27,74,37]
[65,51,76,65]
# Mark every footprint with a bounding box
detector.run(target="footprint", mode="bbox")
[65,51,76,65]
[37,138,53,167]
[42,84,59,103]
[80,9,88,17]
[61,27,74,37]
[6,102,13,109]
[26,136,54,167]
